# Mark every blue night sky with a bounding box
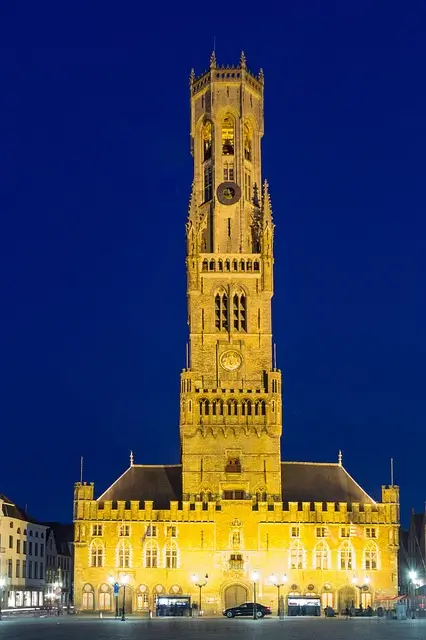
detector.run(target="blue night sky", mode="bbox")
[0,2,425,524]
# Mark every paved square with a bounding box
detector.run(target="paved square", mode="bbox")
[0,616,425,640]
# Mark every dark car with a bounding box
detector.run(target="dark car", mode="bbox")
[222,602,271,619]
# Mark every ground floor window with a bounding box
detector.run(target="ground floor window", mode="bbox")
[99,592,111,610]
[321,592,333,609]
[137,593,149,610]
[82,591,94,610]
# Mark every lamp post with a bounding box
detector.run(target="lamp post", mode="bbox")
[108,576,120,618]
[270,573,288,618]
[352,576,371,610]
[191,573,208,616]
[252,571,259,620]
[120,575,129,621]
[408,570,420,616]
[0,577,5,621]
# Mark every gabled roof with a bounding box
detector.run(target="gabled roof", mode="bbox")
[281,462,376,505]
[97,465,182,509]
[43,522,73,555]
[96,461,375,508]
[0,493,42,523]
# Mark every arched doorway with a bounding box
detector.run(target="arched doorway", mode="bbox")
[338,586,356,612]
[225,584,248,609]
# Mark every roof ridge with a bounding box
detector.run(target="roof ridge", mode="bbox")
[132,464,182,468]
[282,461,339,466]
[340,465,377,505]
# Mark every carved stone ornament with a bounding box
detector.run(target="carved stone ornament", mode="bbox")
[220,350,243,372]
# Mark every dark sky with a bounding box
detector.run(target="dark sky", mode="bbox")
[1,2,425,524]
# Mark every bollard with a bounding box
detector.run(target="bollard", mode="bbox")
[99,611,103,619]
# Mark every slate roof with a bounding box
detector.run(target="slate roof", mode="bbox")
[98,465,182,508]
[281,462,376,505]
[43,522,74,555]
[0,493,41,523]
[97,461,375,507]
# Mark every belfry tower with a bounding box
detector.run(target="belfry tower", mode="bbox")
[180,52,282,502]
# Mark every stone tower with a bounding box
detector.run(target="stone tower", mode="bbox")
[180,52,282,501]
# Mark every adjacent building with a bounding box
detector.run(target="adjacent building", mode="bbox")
[0,494,46,609]
[44,523,74,607]
[73,53,400,616]
[399,511,426,596]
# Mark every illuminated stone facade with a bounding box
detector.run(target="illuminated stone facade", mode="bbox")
[73,53,399,616]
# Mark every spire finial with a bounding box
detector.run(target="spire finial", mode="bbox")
[210,51,217,68]
[189,68,195,86]
[338,450,343,466]
[258,68,264,83]
[240,51,247,69]
[130,450,134,467]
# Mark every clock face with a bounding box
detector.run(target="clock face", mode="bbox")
[217,181,241,205]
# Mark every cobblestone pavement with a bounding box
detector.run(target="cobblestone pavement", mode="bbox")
[0,616,424,640]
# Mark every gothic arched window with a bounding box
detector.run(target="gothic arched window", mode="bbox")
[314,541,329,570]
[90,541,104,567]
[339,541,354,570]
[165,542,178,569]
[202,121,212,161]
[227,399,237,416]
[144,542,158,569]
[289,541,304,570]
[117,540,131,568]
[244,122,252,161]
[233,293,247,331]
[215,292,229,331]
[222,115,234,155]
[364,542,378,570]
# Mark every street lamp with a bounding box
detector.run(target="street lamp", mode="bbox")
[269,573,288,618]
[120,575,129,621]
[109,576,120,618]
[191,573,208,616]
[408,570,420,616]
[0,578,5,621]
[252,571,259,620]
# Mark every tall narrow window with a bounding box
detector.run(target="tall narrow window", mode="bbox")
[244,171,252,201]
[117,540,131,568]
[339,541,354,570]
[145,542,158,568]
[222,116,234,155]
[233,293,247,331]
[314,541,329,570]
[204,164,212,202]
[90,541,104,567]
[165,543,178,569]
[364,542,378,570]
[202,121,212,161]
[289,541,304,569]
[215,292,228,330]
[244,123,252,161]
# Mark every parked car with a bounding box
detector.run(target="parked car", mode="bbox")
[222,602,271,618]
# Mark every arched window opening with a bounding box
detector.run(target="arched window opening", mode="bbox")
[90,541,104,567]
[244,122,252,161]
[339,541,354,570]
[209,260,215,271]
[204,164,212,202]
[314,541,329,570]
[260,401,266,416]
[247,260,252,271]
[253,261,259,271]
[232,260,238,271]
[225,457,241,473]
[227,400,237,416]
[218,400,224,416]
[225,259,230,271]
[364,543,378,570]
[240,260,245,271]
[215,292,229,331]
[203,121,212,161]
[117,540,131,569]
[289,541,304,570]
[218,260,223,272]
[246,400,252,416]
[202,259,208,271]
[222,116,234,155]
[165,543,178,569]
[99,587,111,611]
[233,293,247,331]
[212,400,217,416]
[145,542,158,569]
